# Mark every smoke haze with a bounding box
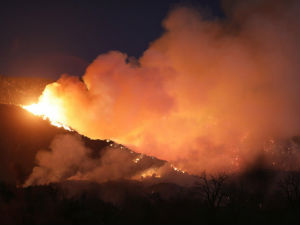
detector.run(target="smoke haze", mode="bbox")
[29,0,300,174]
[24,134,195,186]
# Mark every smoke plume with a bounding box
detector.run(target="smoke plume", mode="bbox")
[24,134,144,186]
[24,134,194,186]
[30,0,300,174]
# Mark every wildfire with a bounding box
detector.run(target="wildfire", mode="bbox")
[23,103,72,131]
[133,154,144,163]
[22,85,72,131]
[170,164,185,174]
[140,168,161,178]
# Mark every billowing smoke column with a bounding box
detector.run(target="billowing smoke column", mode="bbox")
[31,0,300,174]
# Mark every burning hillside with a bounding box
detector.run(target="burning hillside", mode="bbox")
[0,103,195,187]
[0,0,299,224]
[19,0,300,175]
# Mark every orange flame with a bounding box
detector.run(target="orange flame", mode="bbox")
[22,84,72,131]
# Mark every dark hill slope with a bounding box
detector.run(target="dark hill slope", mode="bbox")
[0,104,114,185]
[0,104,70,184]
[0,104,165,186]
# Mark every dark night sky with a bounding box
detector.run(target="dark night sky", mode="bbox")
[0,0,223,79]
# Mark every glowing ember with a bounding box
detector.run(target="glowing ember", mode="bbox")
[133,154,144,163]
[140,168,161,178]
[170,164,185,174]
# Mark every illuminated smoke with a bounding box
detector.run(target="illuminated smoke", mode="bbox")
[25,0,300,174]
[24,134,192,187]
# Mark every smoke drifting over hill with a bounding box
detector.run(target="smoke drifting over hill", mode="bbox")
[28,0,299,174]
[24,133,197,187]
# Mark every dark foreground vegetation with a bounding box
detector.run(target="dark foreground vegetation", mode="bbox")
[0,169,299,225]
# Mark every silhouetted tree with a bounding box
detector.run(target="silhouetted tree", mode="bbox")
[278,171,300,208]
[195,172,228,209]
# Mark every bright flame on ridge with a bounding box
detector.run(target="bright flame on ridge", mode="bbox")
[22,85,72,131]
